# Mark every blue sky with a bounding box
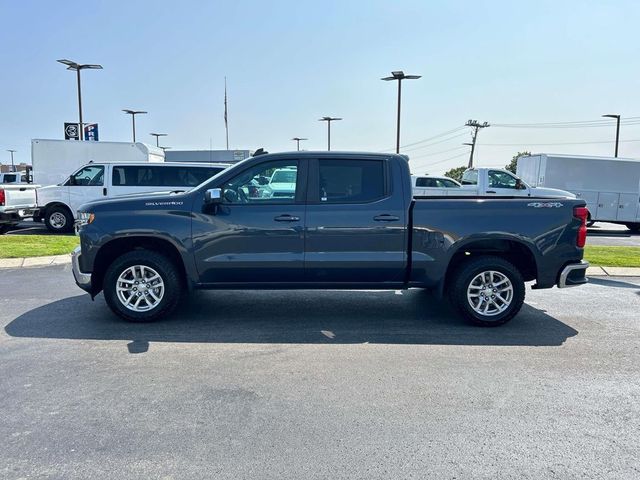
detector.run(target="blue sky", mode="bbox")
[1,0,639,174]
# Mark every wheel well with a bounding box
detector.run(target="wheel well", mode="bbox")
[92,237,187,293]
[44,202,73,218]
[443,240,538,291]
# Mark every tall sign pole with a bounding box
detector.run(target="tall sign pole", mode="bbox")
[224,77,229,150]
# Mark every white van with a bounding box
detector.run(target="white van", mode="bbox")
[517,154,640,231]
[36,162,229,232]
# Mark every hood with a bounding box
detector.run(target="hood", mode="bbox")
[79,190,190,212]
[529,186,576,198]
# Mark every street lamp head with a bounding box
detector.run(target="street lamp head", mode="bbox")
[319,117,342,122]
[292,137,308,141]
[602,114,620,119]
[123,109,148,115]
[150,133,167,137]
[57,59,103,70]
[382,71,421,81]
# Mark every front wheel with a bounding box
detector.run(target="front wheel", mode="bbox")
[44,206,74,233]
[448,256,525,327]
[103,250,182,322]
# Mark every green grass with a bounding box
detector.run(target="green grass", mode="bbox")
[0,235,80,258]
[583,246,640,268]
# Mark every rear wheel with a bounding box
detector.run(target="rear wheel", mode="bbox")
[448,256,525,327]
[103,250,182,322]
[44,206,74,233]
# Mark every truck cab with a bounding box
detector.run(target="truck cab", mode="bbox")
[461,168,575,198]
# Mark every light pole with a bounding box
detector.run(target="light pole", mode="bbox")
[291,137,308,151]
[602,114,621,157]
[122,109,148,142]
[150,133,167,147]
[318,117,342,151]
[57,59,103,141]
[7,150,16,172]
[381,70,421,154]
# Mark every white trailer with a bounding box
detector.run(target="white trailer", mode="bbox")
[517,153,640,231]
[31,139,164,187]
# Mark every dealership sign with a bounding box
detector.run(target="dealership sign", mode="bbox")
[84,123,99,141]
[64,122,80,140]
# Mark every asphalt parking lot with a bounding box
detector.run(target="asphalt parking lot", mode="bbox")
[1,264,639,479]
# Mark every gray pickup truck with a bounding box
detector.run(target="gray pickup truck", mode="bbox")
[72,151,589,326]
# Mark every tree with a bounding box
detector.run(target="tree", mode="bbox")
[505,151,531,174]
[444,165,467,182]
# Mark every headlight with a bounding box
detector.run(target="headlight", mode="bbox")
[77,211,95,226]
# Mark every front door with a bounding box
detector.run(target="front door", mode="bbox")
[68,164,106,215]
[304,157,407,284]
[485,169,523,196]
[192,158,307,284]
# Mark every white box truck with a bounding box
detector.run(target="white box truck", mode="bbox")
[31,139,164,187]
[517,153,640,232]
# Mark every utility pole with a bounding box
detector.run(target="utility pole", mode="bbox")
[465,119,490,168]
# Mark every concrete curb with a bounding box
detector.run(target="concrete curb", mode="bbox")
[0,254,71,269]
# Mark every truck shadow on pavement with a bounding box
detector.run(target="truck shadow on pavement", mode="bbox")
[5,289,578,351]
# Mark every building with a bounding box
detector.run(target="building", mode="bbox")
[0,162,30,173]
[165,150,250,164]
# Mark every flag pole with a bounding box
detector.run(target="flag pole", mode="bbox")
[224,77,229,150]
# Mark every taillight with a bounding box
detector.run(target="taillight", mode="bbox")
[0,189,5,206]
[574,206,588,248]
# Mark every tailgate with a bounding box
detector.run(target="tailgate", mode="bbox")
[1,186,37,209]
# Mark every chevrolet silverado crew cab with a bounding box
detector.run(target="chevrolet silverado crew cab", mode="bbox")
[73,151,589,326]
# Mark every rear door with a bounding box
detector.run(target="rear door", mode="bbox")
[304,157,406,284]
[596,192,619,221]
[192,158,307,284]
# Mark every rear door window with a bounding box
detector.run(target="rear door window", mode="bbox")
[318,159,386,203]
[416,177,437,187]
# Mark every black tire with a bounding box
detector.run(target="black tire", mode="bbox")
[103,250,182,322]
[448,256,525,327]
[626,223,640,234]
[44,205,74,233]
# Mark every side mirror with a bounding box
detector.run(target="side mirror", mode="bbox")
[204,188,222,204]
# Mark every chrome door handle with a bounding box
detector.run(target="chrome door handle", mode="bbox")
[373,214,399,222]
[274,214,300,222]
[486,190,496,194]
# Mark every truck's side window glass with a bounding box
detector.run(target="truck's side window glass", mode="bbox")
[416,177,436,187]
[71,165,104,186]
[441,179,459,188]
[318,159,385,203]
[488,170,518,189]
[222,160,298,204]
[461,170,478,185]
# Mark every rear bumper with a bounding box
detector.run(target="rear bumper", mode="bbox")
[557,260,589,288]
[71,246,92,293]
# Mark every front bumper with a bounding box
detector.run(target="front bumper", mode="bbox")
[71,246,92,292]
[557,260,589,288]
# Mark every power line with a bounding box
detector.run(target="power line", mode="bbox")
[409,145,467,160]
[400,131,469,153]
[409,151,469,169]
[479,138,640,147]
[493,117,640,128]
[378,126,466,152]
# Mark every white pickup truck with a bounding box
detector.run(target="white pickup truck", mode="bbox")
[0,185,38,234]
[412,167,574,198]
